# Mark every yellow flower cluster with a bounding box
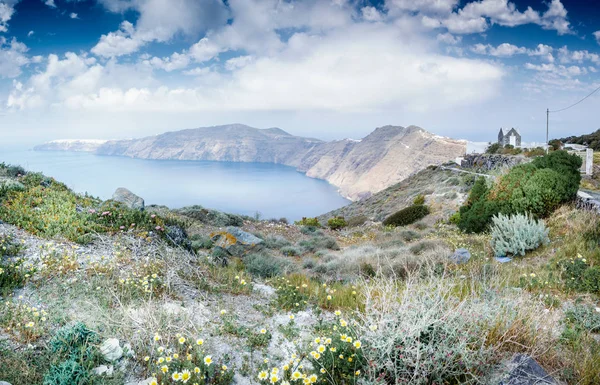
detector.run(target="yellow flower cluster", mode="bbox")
[0,300,49,343]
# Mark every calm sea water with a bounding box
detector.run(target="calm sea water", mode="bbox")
[0,148,350,221]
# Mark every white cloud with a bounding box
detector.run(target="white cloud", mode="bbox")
[557,46,600,64]
[27,30,34,37]
[0,37,30,78]
[594,31,600,45]
[470,42,554,62]
[91,21,143,58]
[361,6,383,22]
[92,0,229,57]
[225,55,253,71]
[70,12,79,19]
[0,1,18,33]
[436,32,461,45]
[9,24,503,114]
[144,52,191,72]
[524,62,586,77]
[44,0,56,8]
[410,0,571,35]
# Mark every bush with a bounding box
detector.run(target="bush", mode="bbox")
[327,216,347,230]
[0,179,25,201]
[560,254,600,294]
[244,253,294,278]
[413,194,425,205]
[490,213,549,257]
[382,205,430,227]
[0,163,26,177]
[190,234,213,250]
[43,359,89,385]
[347,215,368,227]
[280,246,301,257]
[263,235,292,250]
[564,304,600,333]
[294,217,321,227]
[458,151,582,233]
[298,236,339,252]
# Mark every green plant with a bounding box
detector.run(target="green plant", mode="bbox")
[382,205,430,227]
[564,305,600,333]
[247,328,272,349]
[294,217,321,227]
[560,254,600,294]
[449,211,461,225]
[490,213,549,257]
[413,194,425,205]
[280,246,301,257]
[327,216,348,230]
[346,215,368,228]
[273,277,310,311]
[43,358,89,385]
[298,236,339,252]
[244,253,294,278]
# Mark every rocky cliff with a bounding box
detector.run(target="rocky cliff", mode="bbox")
[34,139,108,152]
[35,124,467,200]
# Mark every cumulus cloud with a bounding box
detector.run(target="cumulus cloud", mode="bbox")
[70,12,79,19]
[0,0,19,33]
[91,0,229,57]
[8,24,503,114]
[594,31,600,45]
[436,32,461,45]
[44,0,56,8]
[396,0,572,35]
[0,37,30,78]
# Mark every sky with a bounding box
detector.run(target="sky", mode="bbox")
[0,0,600,145]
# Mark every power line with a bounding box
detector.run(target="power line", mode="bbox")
[549,83,600,113]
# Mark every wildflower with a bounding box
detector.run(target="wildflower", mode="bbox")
[187,354,192,361]
[334,310,341,316]
[340,319,347,327]
[204,356,213,366]
[260,328,267,334]
[194,367,200,374]
[283,364,289,371]
[264,358,269,363]
[166,356,172,363]
[271,374,280,383]
[220,309,227,315]
[154,333,161,341]
[272,368,279,374]
[325,338,332,345]
[339,354,344,359]
[292,371,302,380]
[348,357,353,362]
[144,356,150,362]
[289,314,294,320]
[317,345,326,353]
[150,379,158,385]
[530,273,536,278]
[196,338,204,345]
[353,340,362,349]
[352,291,356,295]
[369,325,377,331]
[326,295,332,300]
[172,372,182,381]
[309,374,318,383]
[178,336,186,344]
[173,353,179,359]
[157,346,165,353]
[222,365,228,371]
[161,365,169,373]
[320,368,326,374]
[330,347,336,352]
[181,369,191,383]
[314,337,321,343]
[355,370,361,376]
[346,336,353,343]
[258,371,268,380]
[158,357,165,364]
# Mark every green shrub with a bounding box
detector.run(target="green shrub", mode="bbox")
[0,179,25,201]
[298,236,339,252]
[0,258,30,296]
[560,255,600,294]
[448,211,461,225]
[49,322,100,361]
[565,304,600,333]
[43,359,89,385]
[413,194,425,205]
[281,246,301,257]
[190,234,213,250]
[347,215,368,227]
[294,217,321,227]
[490,213,549,257]
[244,253,294,278]
[398,230,421,242]
[272,277,309,311]
[0,163,26,177]
[327,216,347,230]
[299,225,320,234]
[263,235,292,249]
[382,205,430,227]
[458,151,582,233]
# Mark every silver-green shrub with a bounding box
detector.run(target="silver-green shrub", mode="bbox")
[490,213,549,257]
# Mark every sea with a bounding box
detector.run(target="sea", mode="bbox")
[0,147,350,221]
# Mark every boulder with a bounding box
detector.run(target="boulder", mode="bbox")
[450,248,471,264]
[112,188,144,211]
[498,354,557,385]
[93,365,114,376]
[100,338,123,362]
[211,227,264,258]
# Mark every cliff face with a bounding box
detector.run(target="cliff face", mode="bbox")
[34,139,108,152]
[35,123,467,201]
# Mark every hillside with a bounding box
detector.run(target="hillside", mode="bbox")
[1,159,600,385]
[318,165,474,223]
[557,129,600,150]
[35,124,467,200]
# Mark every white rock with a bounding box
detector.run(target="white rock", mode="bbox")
[100,338,123,361]
[92,365,114,376]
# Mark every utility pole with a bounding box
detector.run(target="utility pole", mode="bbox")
[546,108,549,154]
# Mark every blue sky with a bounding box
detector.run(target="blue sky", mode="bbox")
[1,0,600,145]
